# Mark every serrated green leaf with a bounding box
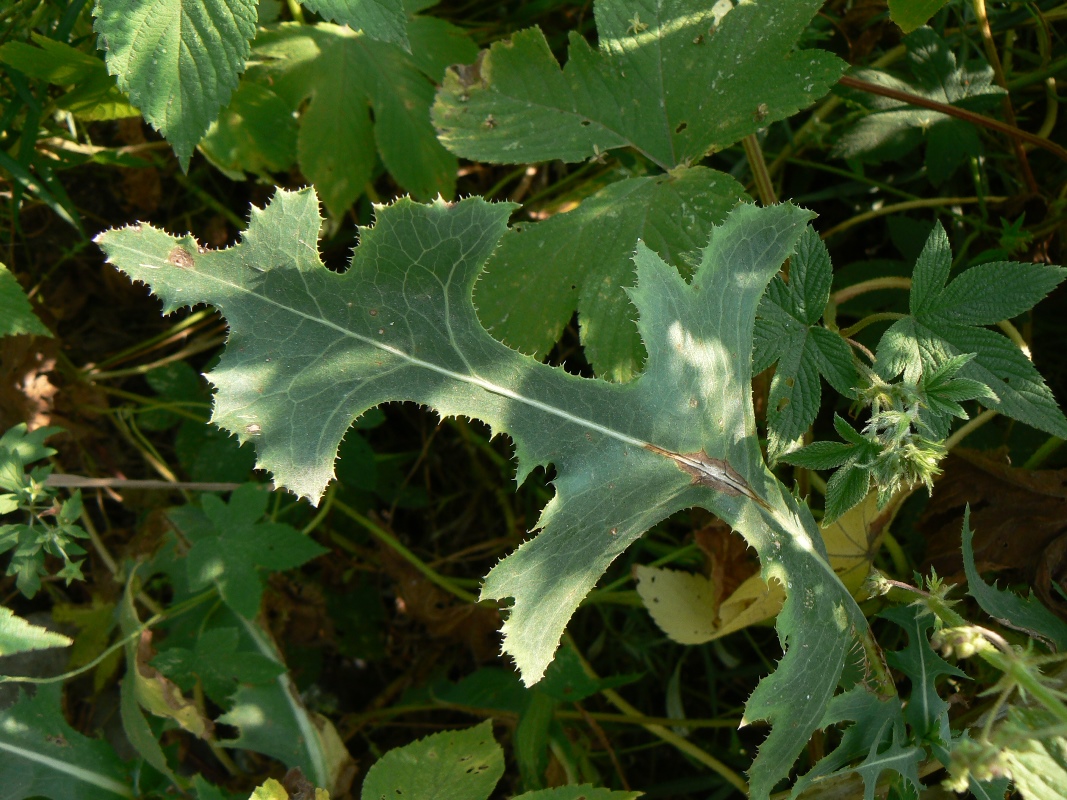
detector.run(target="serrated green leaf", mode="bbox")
[245,21,475,215]
[754,228,859,460]
[0,607,71,656]
[169,485,328,619]
[475,167,746,381]
[961,507,1067,651]
[0,264,51,337]
[93,0,258,170]
[0,35,138,121]
[834,28,1004,184]
[361,720,503,800]
[876,223,1067,438]
[887,0,950,33]
[881,605,964,745]
[300,0,408,48]
[433,0,845,169]
[0,684,133,800]
[97,189,872,799]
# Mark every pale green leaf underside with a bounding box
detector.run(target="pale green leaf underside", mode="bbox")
[474,166,747,382]
[249,22,468,214]
[361,720,503,800]
[0,607,71,655]
[0,685,133,800]
[300,0,408,48]
[93,0,258,170]
[97,189,870,799]
[0,264,51,337]
[433,0,845,169]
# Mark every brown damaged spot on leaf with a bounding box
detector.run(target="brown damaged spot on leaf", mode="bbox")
[167,246,195,269]
[921,449,1067,617]
[451,49,486,90]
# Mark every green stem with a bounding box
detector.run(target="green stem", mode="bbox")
[332,498,479,603]
[830,276,912,307]
[840,312,907,338]
[742,134,776,206]
[821,197,1006,240]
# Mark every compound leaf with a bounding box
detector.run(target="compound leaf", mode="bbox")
[754,227,858,460]
[93,0,258,170]
[877,223,1067,438]
[433,0,845,169]
[299,0,408,48]
[97,189,872,799]
[0,684,133,800]
[475,167,746,381]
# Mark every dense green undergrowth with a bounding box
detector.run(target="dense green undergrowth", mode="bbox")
[2,0,1067,799]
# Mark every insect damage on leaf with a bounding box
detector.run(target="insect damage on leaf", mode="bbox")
[644,444,771,510]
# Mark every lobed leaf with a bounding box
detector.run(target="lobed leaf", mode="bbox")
[97,189,873,799]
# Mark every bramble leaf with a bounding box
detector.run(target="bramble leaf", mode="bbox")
[97,189,873,799]
[754,227,858,460]
[834,28,1005,184]
[877,223,1067,438]
[0,684,133,800]
[93,0,258,170]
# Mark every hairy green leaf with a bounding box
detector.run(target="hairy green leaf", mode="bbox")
[239,20,476,215]
[361,720,503,800]
[93,0,258,169]
[97,189,874,798]
[299,0,408,47]
[876,223,1067,438]
[834,28,1004,184]
[433,0,845,169]
[475,167,746,381]
[0,684,133,800]
[0,265,51,338]
[961,507,1067,651]
[754,227,858,460]
[0,607,71,656]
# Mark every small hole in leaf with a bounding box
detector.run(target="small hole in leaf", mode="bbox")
[777,397,790,411]
[580,119,591,126]
[675,122,688,133]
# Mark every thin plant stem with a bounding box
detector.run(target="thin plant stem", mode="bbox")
[821,197,1007,240]
[742,134,777,205]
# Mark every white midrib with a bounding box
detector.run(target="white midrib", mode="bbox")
[0,739,134,797]
[127,248,651,451]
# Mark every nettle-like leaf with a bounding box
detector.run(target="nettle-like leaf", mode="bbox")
[211,18,475,215]
[434,0,844,380]
[877,223,1067,438]
[834,27,1005,184]
[97,189,875,798]
[754,227,858,461]
[93,0,259,170]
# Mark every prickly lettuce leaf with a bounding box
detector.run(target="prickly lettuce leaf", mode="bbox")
[97,189,871,799]
[93,0,258,170]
